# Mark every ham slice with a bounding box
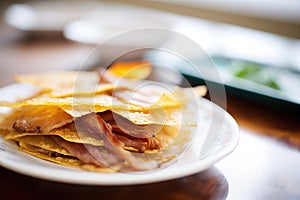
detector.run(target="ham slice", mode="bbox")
[56,113,159,171]
[99,110,161,152]
[52,136,120,168]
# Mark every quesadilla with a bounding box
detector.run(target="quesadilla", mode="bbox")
[0,62,206,172]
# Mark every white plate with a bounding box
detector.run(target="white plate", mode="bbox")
[0,97,238,185]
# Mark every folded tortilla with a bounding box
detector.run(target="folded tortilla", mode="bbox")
[0,66,204,172]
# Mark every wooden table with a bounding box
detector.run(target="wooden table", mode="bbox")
[0,20,300,200]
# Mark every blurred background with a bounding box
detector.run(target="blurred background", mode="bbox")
[1,1,300,199]
[0,0,300,108]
